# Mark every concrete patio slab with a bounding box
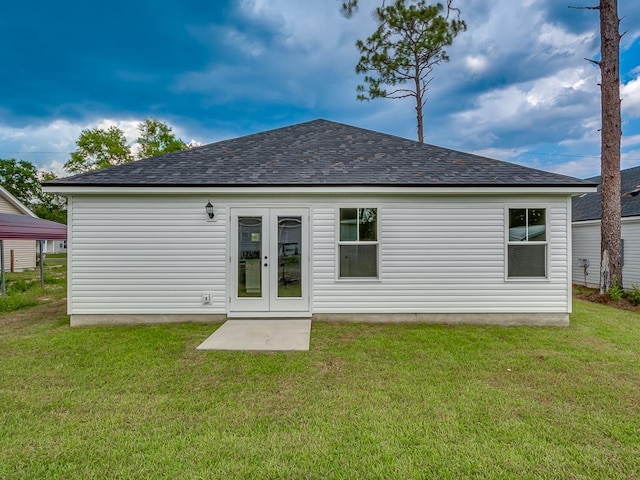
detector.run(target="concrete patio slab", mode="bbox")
[196,319,312,351]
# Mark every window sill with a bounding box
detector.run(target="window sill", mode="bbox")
[505,277,550,282]
[336,277,382,283]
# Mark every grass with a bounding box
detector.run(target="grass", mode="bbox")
[0,268,639,478]
[0,256,66,313]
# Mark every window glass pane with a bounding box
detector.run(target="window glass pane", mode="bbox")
[508,244,546,277]
[509,208,527,241]
[527,209,546,241]
[340,208,357,241]
[339,245,378,278]
[359,208,377,241]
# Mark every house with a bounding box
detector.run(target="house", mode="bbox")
[44,119,595,326]
[0,212,68,294]
[0,185,38,272]
[43,239,67,254]
[572,165,640,288]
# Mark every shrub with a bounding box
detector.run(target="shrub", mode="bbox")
[625,284,640,306]
[608,277,624,302]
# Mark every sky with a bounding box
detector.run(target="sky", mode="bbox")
[1,0,640,180]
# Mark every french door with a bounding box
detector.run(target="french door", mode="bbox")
[230,208,309,314]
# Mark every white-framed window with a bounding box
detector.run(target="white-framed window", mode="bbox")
[507,207,548,279]
[338,207,378,279]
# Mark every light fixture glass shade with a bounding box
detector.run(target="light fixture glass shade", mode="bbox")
[205,201,214,219]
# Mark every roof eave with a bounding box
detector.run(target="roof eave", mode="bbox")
[44,184,597,196]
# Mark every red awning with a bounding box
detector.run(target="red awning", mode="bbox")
[0,213,67,240]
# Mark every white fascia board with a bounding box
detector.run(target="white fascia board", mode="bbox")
[572,219,602,226]
[573,215,640,226]
[43,185,597,196]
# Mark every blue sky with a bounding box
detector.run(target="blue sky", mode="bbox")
[1,0,639,179]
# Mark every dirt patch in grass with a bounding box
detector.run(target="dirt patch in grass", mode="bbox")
[573,284,640,312]
[0,298,67,330]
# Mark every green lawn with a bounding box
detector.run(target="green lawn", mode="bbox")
[0,257,66,313]
[0,268,638,478]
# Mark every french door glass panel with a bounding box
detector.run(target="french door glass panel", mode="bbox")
[277,216,302,298]
[237,216,262,297]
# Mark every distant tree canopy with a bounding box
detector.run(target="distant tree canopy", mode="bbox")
[0,158,66,223]
[64,117,189,175]
[33,171,67,224]
[0,158,42,206]
[64,126,133,174]
[136,117,188,160]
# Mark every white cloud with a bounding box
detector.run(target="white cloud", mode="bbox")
[448,2,546,62]
[537,22,596,56]
[42,160,67,177]
[452,66,598,141]
[464,55,488,73]
[547,157,600,178]
[622,75,640,118]
[0,120,80,172]
[544,146,640,179]
[224,28,266,57]
[94,119,140,144]
[623,134,640,148]
[622,149,640,170]
[238,0,366,52]
[470,147,523,162]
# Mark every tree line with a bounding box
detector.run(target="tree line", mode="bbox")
[0,117,190,224]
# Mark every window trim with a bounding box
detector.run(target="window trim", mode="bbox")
[335,206,381,281]
[504,205,550,281]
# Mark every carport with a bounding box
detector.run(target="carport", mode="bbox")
[0,213,67,295]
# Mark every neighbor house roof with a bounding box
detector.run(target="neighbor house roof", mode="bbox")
[46,119,595,188]
[572,165,640,222]
[0,213,67,240]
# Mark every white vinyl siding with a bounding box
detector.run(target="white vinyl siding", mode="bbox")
[69,195,227,314]
[0,196,28,215]
[313,196,570,314]
[572,217,640,288]
[1,240,36,272]
[623,219,640,287]
[0,195,36,271]
[68,193,571,316]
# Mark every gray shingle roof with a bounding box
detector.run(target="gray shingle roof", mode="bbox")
[572,165,640,221]
[47,119,595,188]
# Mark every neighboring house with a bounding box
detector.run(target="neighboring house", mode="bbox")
[45,119,595,326]
[0,185,37,272]
[43,239,67,254]
[572,165,640,289]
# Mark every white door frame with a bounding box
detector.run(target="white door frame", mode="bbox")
[229,207,310,317]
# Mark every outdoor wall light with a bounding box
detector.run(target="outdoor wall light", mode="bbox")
[205,201,215,220]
